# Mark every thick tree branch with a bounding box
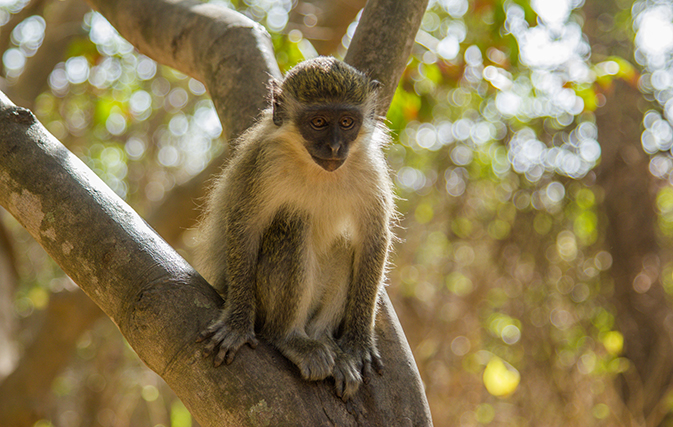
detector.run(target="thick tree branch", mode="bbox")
[85,0,281,142]
[0,137,212,426]
[287,0,366,55]
[0,93,431,425]
[345,0,430,114]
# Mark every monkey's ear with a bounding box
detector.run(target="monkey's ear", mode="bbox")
[269,79,283,126]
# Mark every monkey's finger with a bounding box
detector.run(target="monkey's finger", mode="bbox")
[225,348,238,365]
[335,382,345,399]
[248,336,259,349]
[371,353,384,375]
[195,328,215,343]
[203,327,229,357]
[334,359,362,401]
[202,339,218,357]
[362,359,373,384]
[213,346,229,367]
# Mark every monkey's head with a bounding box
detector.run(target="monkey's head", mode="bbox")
[270,57,380,172]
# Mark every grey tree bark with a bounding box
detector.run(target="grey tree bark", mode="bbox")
[0,0,433,425]
[287,0,366,56]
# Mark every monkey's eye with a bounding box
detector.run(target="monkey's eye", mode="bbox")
[339,116,355,130]
[310,117,328,130]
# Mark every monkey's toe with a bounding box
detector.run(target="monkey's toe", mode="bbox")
[333,356,363,400]
[333,339,383,399]
[363,350,384,384]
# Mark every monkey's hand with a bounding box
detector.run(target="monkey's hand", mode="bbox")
[196,312,259,367]
[333,336,383,400]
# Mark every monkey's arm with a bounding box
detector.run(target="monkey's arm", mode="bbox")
[334,207,390,399]
[197,205,260,366]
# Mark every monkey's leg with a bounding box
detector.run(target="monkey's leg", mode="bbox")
[257,209,336,381]
[333,224,388,400]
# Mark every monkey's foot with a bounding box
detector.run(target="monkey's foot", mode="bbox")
[277,335,335,381]
[296,344,335,381]
[333,340,383,400]
[196,318,258,367]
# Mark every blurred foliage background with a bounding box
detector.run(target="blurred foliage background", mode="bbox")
[2,0,673,426]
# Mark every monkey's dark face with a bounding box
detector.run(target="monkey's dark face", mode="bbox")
[297,106,363,172]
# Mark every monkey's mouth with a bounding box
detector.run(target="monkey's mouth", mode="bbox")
[311,155,345,172]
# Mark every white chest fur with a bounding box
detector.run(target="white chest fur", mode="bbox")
[249,134,382,335]
[254,132,380,250]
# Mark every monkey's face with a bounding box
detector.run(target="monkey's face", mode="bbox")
[297,106,363,172]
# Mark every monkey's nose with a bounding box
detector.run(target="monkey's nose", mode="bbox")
[328,140,341,156]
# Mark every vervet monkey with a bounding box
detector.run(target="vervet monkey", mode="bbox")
[196,56,394,400]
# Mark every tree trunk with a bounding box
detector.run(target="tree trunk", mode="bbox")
[586,1,673,425]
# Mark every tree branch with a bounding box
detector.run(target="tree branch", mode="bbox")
[345,0,430,114]
[287,0,366,55]
[85,0,281,142]
[0,92,431,425]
